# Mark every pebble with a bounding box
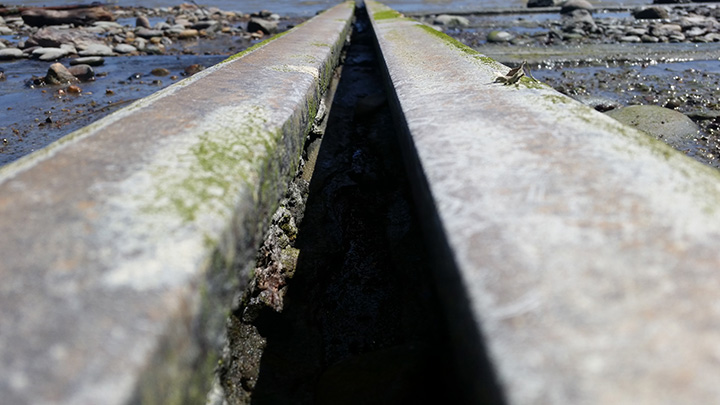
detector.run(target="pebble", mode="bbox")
[487,30,514,43]
[66,84,82,94]
[650,23,682,37]
[625,27,647,36]
[527,0,558,7]
[669,32,686,42]
[145,44,165,54]
[633,6,669,20]
[32,47,69,61]
[678,16,710,29]
[70,56,104,66]
[151,67,170,76]
[641,34,660,43]
[247,18,278,35]
[0,48,25,60]
[562,9,596,33]
[184,64,204,75]
[192,20,218,30]
[133,38,148,51]
[155,22,171,30]
[703,32,720,42]
[685,27,707,38]
[136,16,151,29]
[433,14,470,28]
[93,21,123,30]
[560,0,593,15]
[45,63,78,85]
[175,18,191,28]
[135,28,164,39]
[619,35,642,43]
[85,26,106,35]
[79,44,114,57]
[68,64,95,81]
[606,105,699,150]
[29,27,98,49]
[253,10,273,18]
[178,29,199,39]
[113,44,137,54]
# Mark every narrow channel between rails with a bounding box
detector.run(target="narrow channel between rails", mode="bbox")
[219,3,469,403]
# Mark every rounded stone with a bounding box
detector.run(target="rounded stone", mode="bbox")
[605,105,699,149]
[633,6,669,20]
[70,56,104,66]
[136,16,151,29]
[32,47,69,61]
[178,29,199,39]
[79,44,114,57]
[113,44,137,54]
[67,64,95,81]
[527,0,557,7]
[487,30,514,43]
[247,18,277,35]
[619,35,642,43]
[433,14,470,27]
[45,62,78,85]
[0,48,25,60]
[184,63,204,76]
[135,28,164,39]
[651,23,681,37]
[560,0,593,14]
[151,67,170,76]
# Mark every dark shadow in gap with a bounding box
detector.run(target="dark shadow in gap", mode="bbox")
[246,5,462,405]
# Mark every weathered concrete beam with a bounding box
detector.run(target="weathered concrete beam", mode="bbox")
[482,42,720,66]
[367,2,720,403]
[0,2,353,404]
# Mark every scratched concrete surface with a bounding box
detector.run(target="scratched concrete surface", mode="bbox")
[0,2,353,404]
[368,1,720,404]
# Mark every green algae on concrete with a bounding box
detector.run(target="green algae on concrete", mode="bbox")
[222,27,293,64]
[145,105,272,223]
[416,24,479,56]
[373,9,402,20]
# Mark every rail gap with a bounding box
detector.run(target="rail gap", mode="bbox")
[217,4,467,404]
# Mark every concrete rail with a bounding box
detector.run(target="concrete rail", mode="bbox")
[0,2,353,404]
[367,1,720,404]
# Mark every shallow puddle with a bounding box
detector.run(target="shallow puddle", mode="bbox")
[0,54,227,166]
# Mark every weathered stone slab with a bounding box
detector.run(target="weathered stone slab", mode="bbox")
[0,2,353,404]
[368,1,720,403]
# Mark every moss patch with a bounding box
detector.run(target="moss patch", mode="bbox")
[373,9,402,20]
[542,94,571,105]
[144,106,273,223]
[416,24,479,56]
[222,30,292,64]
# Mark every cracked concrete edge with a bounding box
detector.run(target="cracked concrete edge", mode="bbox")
[0,2,354,404]
[368,2,720,404]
